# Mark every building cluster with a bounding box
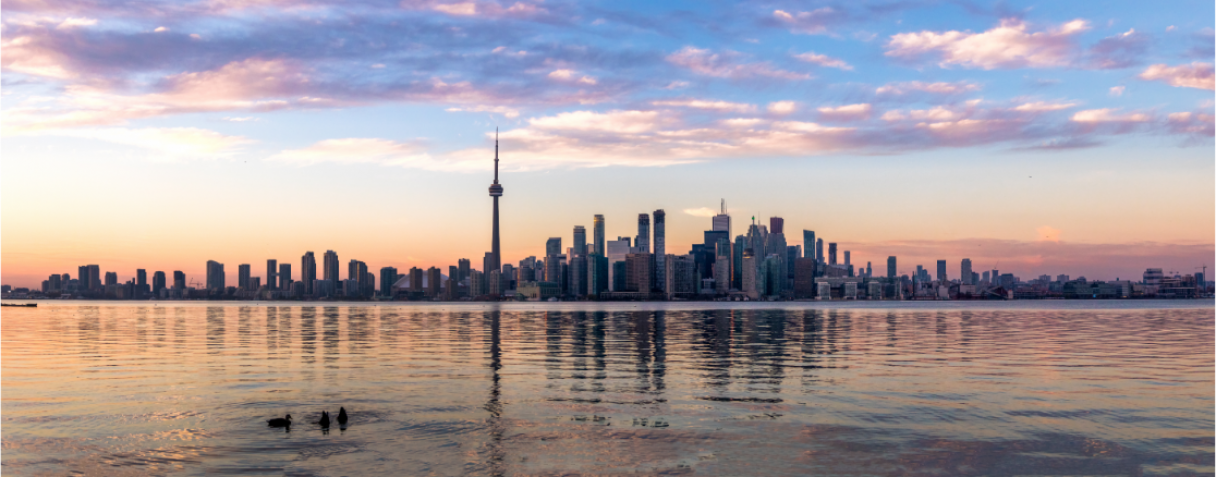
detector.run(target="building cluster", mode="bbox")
[3,142,1211,302]
[6,206,1210,301]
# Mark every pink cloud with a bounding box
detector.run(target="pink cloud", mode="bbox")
[1012,101,1078,113]
[1139,62,1215,90]
[416,0,550,19]
[1167,112,1215,137]
[886,18,1089,69]
[666,47,810,80]
[792,51,853,70]
[64,126,252,158]
[268,138,451,169]
[1071,108,1151,123]
[882,106,960,122]
[527,110,661,134]
[547,69,598,85]
[817,103,872,121]
[875,81,980,95]
[771,8,846,35]
[766,101,797,114]
[652,98,756,113]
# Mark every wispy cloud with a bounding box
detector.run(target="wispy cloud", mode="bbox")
[886,18,1090,69]
[875,81,981,95]
[818,103,872,121]
[1138,62,1215,90]
[63,127,252,158]
[652,98,756,113]
[792,51,853,70]
[268,138,454,169]
[683,207,718,218]
[770,8,846,35]
[667,47,810,80]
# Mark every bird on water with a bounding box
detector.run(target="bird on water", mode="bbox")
[318,411,331,428]
[267,415,292,427]
[337,407,348,426]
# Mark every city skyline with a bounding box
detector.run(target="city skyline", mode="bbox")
[2,0,1213,287]
[7,148,1209,300]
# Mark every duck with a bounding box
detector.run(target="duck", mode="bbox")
[318,411,331,428]
[337,407,348,426]
[267,415,292,427]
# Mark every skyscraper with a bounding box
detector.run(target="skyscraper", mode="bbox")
[458,258,471,281]
[828,243,837,265]
[588,253,608,296]
[592,214,605,256]
[732,235,746,290]
[279,263,291,289]
[653,209,665,292]
[746,219,764,261]
[266,259,277,290]
[573,226,587,256]
[206,260,225,291]
[769,217,784,235]
[844,251,851,266]
[78,265,89,290]
[447,266,459,299]
[742,248,758,299]
[152,271,166,293]
[136,269,147,288]
[887,256,897,280]
[410,267,423,293]
[483,252,496,276]
[636,214,650,253]
[712,200,730,235]
[714,237,731,295]
[88,265,100,291]
[301,251,317,295]
[323,250,339,285]
[937,260,948,283]
[488,130,504,273]
[766,218,787,291]
[794,258,816,298]
[961,258,973,286]
[546,237,562,257]
[606,237,631,291]
[569,255,587,297]
[173,271,186,290]
[816,239,824,263]
[803,230,815,258]
[625,253,653,292]
[427,267,441,297]
[238,264,251,290]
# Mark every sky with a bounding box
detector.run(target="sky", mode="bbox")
[2,0,1214,287]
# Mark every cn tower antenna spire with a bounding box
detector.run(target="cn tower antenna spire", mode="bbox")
[493,128,499,184]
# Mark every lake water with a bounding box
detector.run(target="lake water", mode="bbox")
[2,301,1213,476]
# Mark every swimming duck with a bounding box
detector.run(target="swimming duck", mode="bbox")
[337,407,348,426]
[318,411,330,428]
[267,415,292,427]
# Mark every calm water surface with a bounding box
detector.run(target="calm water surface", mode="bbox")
[2,301,1213,476]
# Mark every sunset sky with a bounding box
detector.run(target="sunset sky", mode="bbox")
[2,0,1213,287]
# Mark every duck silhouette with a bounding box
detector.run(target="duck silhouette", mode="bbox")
[267,415,292,427]
[318,411,331,428]
[337,407,348,426]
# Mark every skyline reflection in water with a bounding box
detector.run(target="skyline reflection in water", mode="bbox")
[2,302,1212,476]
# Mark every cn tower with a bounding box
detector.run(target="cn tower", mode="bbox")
[488,129,503,273]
